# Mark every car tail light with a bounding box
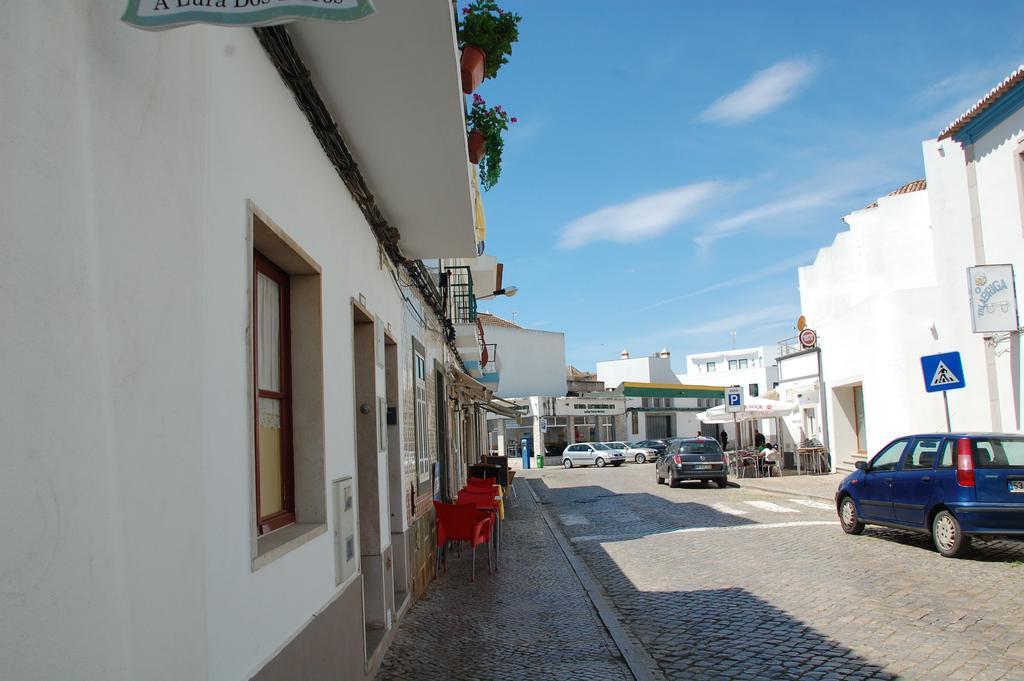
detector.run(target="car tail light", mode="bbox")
[956,438,975,487]
[673,455,682,465]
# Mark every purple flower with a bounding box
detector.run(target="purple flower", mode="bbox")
[510,117,518,123]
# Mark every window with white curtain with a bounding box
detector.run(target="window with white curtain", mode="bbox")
[254,251,294,535]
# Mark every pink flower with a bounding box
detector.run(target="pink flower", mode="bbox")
[510,117,518,123]
[462,7,470,14]
[495,105,503,112]
[472,94,485,105]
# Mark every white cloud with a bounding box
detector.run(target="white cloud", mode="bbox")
[694,190,840,248]
[558,182,720,250]
[629,251,818,315]
[701,59,818,124]
[669,303,798,338]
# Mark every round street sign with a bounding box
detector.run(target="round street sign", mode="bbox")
[799,328,817,348]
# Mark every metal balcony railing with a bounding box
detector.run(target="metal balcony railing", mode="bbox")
[442,265,476,324]
[777,336,803,358]
[482,343,498,371]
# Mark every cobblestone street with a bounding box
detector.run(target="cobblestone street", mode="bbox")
[531,463,1024,681]
[377,478,633,681]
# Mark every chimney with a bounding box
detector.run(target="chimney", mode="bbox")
[620,349,630,359]
[659,347,670,358]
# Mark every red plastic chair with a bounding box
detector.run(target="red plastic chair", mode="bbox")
[434,501,492,581]
[458,488,502,561]
[467,476,498,488]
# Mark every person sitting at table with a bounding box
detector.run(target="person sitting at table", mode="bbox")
[762,443,781,477]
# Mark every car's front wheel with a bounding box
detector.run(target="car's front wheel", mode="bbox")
[635,453,646,464]
[656,469,664,485]
[563,458,573,469]
[839,496,864,535]
[932,510,970,558]
[595,457,606,468]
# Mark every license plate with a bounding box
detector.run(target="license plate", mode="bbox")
[1010,480,1024,493]
[694,464,712,470]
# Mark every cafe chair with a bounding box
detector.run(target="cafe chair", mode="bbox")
[433,501,493,582]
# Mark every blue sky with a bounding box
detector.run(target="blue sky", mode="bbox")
[475,2,1024,374]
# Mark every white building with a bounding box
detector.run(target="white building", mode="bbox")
[797,66,1024,472]
[679,345,781,446]
[596,349,725,442]
[1,4,510,680]
[477,313,567,398]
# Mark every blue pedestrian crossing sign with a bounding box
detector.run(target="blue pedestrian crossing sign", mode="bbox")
[920,351,965,393]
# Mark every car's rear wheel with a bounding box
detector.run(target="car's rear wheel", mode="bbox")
[669,474,681,488]
[717,476,728,489]
[932,510,970,558]
[635,453,646,464]
[595,457,606,468]
[839,496,864,535]
[563,459,573,469]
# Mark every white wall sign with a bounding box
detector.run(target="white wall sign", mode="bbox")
[122,0,376,31]
[553,397,625,416]
[967,264,1019,333]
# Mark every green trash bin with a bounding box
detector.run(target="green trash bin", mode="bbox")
[536,450,545,468]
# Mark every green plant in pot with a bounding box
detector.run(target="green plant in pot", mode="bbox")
[467,94,516,190]
[459,0,521,81]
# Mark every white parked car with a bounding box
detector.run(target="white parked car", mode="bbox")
[604,441,659,464]
[561,442,626,468]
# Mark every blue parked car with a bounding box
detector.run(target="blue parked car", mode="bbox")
[835,433,1024,557]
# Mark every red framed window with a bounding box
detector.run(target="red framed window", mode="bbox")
[253,251,295,534]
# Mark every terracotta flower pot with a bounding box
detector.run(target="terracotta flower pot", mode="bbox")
[460,45,486,95]
[467,130,487,164]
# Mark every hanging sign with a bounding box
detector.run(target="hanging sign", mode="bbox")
[122,0,376,31]
[553,397,625,416]
[967,265,1019,333]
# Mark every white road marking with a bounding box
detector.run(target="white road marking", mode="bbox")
[744,500,799,513]
[789,498,833,511]
[570,520,839,543]
[711,502,749,516]
[559,513,591,526]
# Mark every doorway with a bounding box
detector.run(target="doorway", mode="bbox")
[384,333,408,613]
[853,385,867,453]
[352,304,389,658]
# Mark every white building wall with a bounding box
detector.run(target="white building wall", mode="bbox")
[1,10,210,681]
[798,189,952,460]
[484,325,566,398]
[926,112,1024,434]
[1,10,427,681]
[597,354,678,388]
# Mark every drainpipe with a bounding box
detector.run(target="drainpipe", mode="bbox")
[964,142,1004,431]
[816,347,831,469]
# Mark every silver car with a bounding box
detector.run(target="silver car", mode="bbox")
[561,442,626,468]
[604,441,659,464]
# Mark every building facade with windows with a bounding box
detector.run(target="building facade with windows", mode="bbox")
[678,346,781,446]
[1,4,507,680]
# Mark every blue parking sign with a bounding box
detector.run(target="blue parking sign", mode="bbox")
[920,352,965,393]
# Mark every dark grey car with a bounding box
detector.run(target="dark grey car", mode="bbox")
[656,438,728,488]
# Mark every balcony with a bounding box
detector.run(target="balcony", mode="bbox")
[479,343,500,389]
[288,0,478,259]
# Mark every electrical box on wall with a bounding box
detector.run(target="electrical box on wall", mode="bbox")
[386,406,397,425]
[332,477,357,586]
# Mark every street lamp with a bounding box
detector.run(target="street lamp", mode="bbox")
[476,285,518,301]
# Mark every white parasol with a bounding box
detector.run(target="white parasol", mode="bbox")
[697,396,799,424]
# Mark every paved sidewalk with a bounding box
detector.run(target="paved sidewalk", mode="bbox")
[376,478,634,681]
[737,472,846,502]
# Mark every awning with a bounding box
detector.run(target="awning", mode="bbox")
[481,399,522,419]
[450,365,489,403]
[697,397,799,424]
[619,382,726,399]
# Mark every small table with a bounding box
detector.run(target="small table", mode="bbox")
[797,447,829,475]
